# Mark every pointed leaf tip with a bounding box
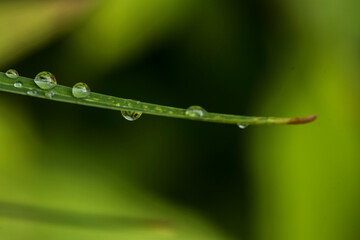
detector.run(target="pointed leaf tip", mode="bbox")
[286,114,317,124]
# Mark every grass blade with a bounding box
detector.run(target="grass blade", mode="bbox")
[0,72,317,126]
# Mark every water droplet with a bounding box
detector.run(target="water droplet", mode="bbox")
[237,123,248,129]
[14,81,23,88]
[185,106,208,117]
[121,111,142,121]
[5,69,19,79]
[72,82,90,98]
[45,89,55,99]
[27,89,38,96]
[34,71,57,90]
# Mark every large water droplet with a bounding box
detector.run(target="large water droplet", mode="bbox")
[237,123,248,129]
[185,106,207,117]
[121,111,142,121]
[14,81,23,88]
[34,71,57,90]
[27,89,38,96]
[45,89,55,99]
[72,82,90,98]
[5,69,19,79]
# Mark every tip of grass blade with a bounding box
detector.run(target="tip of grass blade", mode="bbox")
[286,114,317,124]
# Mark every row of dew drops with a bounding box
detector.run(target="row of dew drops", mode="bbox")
[5,69,248,128]
[5,69,141,121]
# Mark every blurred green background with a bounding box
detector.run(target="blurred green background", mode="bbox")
[0,0,359,239]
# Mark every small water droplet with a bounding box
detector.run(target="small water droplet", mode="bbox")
[45,89,55,99]
[5,69,19,79]
[27,89,38,96]
[121,111,142,121]
[185,106,207,117]
[72,82,90,98]
[13,81,23,88]
[237,123,248,129]
[34,71,57,90]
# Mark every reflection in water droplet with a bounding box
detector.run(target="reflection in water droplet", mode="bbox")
[14,81,23,88]
[121,111,142,121]
[45,89,55,99]
[72,82,90,98]
[237,123,248,129]
[185,106,207,117]
[27,89,38,96]
[34,71,57,90]
[5,69,19,79]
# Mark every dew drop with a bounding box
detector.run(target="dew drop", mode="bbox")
[72,82,90,98]
[14,81,23,88]
[27,89,38,96]
[237,123,248,129]
[185,106,208,117]
[45,89,55,99]
[121,111,142,121]
[5,69,19,79]
[34,71,57,90]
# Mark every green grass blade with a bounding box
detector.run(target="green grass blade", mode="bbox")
[0,72,317,125]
